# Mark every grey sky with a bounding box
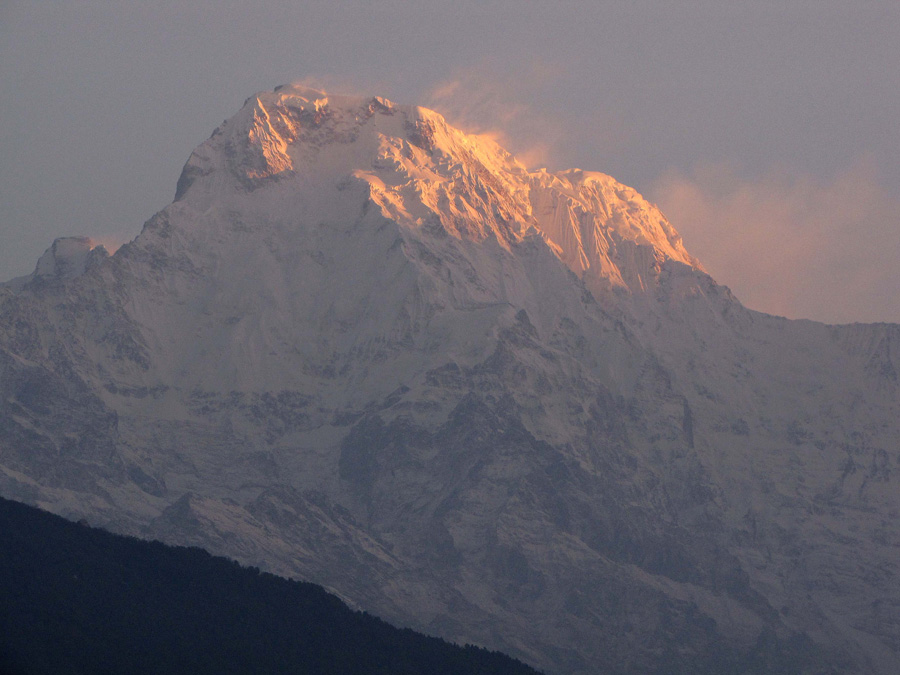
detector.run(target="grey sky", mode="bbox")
[2,1,898,323]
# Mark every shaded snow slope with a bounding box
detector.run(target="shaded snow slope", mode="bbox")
[0,85,897,675]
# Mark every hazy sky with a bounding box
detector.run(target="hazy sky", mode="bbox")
[2,1,898,324]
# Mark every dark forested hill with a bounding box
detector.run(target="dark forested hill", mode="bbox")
[0,497,541,675]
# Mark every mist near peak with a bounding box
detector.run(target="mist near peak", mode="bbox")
[651,160,900,325]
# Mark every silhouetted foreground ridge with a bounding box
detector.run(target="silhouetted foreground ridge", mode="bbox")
[0,497,541,675]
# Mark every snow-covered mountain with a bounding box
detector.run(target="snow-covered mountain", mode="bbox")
[1,84,898,674]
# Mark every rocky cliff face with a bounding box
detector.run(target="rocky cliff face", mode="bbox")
[1,85,897,674]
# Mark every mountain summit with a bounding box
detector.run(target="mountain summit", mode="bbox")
[176,84,699,294]
[1,85,898,675]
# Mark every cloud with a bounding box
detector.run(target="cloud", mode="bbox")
[91,233,130,256]
[422,64,563,169]
[650,160,900,325]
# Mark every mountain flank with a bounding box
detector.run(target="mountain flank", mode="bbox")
[0,84,897,674]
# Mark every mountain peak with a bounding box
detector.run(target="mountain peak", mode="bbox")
[170,84,699,300]
[35,237,108,280]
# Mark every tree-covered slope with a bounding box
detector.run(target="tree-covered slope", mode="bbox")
[0,497,541,675]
